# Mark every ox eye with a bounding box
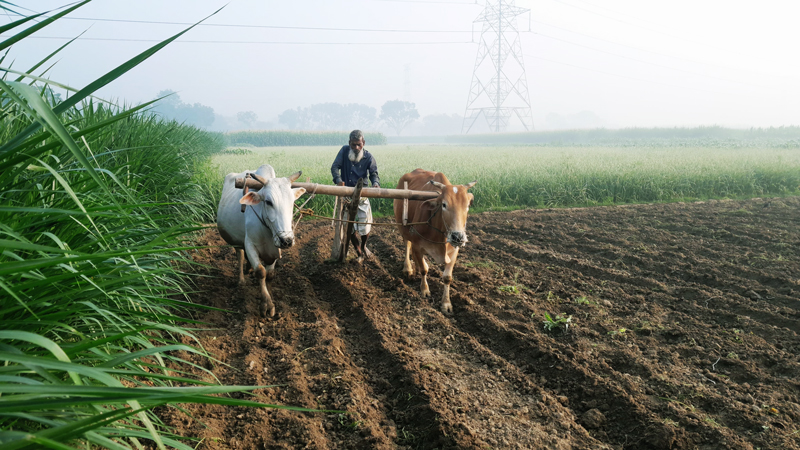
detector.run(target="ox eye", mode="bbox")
[265,200,274,207]
[442,203,448,209]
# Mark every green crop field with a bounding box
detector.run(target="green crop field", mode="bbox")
[208,144,800,217]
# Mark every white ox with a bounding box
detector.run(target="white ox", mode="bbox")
[217,164,305,317]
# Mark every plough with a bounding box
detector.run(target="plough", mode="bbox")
[234,176,438,261]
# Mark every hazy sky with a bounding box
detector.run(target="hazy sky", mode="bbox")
[5,0,800,129]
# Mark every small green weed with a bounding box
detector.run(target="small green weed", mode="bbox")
[398,426,418,442]
[542,313,572,332]
[337,414,362,430]
[545,290,564,303]
[497,268,526,295]
[608,327,627,337]
[498,285,522,295]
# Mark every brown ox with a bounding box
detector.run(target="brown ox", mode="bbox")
[393,169,476,313]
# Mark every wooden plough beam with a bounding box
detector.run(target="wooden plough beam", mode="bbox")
[234,176,439,261]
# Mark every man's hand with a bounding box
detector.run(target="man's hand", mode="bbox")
[338,182,345,186]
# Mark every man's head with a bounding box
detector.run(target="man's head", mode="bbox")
[349,129,365,152]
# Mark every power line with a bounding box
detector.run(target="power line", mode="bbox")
[529,19,757,77]
[545,0,740,56]
[29,11,791,81]
[568,0,665,28]
[7,19,780,90]
[524,53,732,97]
[41,22,765,88]
[4,35,473,45]
[47,16,475,33]
[527,32,775,90]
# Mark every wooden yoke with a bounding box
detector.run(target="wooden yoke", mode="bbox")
[232,176,439,261]
[234,178,438,201]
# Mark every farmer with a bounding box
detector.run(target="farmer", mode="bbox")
[330,129,380,262]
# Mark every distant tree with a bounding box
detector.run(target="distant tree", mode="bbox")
[237,111,258,128]
[278,108,306,129]
[421,113,463,135]
[153,89,216,128]
[380,100,419,135]
[155,90,181,116]
[278,103,377,130]
[307,103,341,129]
[180,103,215,128]
[343,103,377,129]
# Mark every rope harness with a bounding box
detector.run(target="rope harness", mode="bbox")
[407,203,449,244]
[248,204,276,236]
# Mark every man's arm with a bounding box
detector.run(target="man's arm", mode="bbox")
[368,154,379,188]
[331,146,345,185]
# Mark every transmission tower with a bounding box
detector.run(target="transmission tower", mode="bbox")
[462,0,533,133]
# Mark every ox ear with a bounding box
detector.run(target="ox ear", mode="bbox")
[468,192,474,207]
[464,180,477,189]
[293,187,306,200]
[239,191,262,206]
[429,180,446,190]
[288,171,302,183]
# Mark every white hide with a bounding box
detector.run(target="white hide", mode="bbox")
[217,164,305,272]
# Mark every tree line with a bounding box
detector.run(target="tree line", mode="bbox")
[152,90,433,135]
[277,100,419,135]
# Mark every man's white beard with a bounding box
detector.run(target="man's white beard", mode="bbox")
[348,149,364,163]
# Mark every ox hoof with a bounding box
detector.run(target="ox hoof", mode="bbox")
[260,303,276,318]
[422,290,431,298]
[403,269,414,279]
[441,302,453,314]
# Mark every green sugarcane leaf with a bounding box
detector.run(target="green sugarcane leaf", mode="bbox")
[0,1,90,52]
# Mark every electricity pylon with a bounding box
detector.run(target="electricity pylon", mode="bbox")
[462,0,533,133]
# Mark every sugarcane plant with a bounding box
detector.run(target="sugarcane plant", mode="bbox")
[0,2,316,449]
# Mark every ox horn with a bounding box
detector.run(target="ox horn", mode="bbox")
[250,172,269,186]
[464,180,477,189]
[288,170,302,183]
[429,180,447,190]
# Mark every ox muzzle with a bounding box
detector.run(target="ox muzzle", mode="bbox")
[447,231,468,247]
[274,231,295,249]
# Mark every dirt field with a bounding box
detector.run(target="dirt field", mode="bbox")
[164,197,800,449]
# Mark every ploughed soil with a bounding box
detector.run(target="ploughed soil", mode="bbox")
[163,197,800,449]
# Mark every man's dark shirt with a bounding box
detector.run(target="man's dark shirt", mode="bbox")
[330,145,380,188]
